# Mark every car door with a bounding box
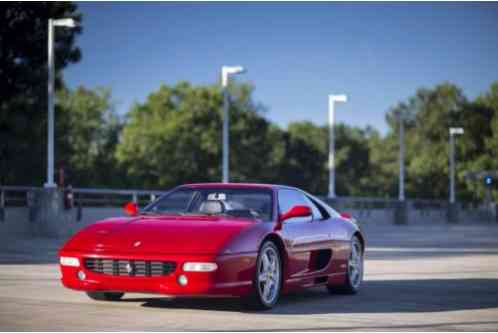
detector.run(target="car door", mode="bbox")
[306,193,352,275]
[278,189,332,282]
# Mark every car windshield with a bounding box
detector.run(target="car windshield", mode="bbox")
[144,187,273,221]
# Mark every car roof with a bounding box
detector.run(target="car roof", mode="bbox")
[181,182,298,191]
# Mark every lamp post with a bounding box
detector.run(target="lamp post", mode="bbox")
[449,127,464,203]
[395,111,405,201]
[328,94,348,198]
[44,18,77,188]
[220,65,246,183]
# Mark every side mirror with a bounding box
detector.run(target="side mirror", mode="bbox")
[340,212,352,220]
[123,201,139,216]
[279,205,312,222]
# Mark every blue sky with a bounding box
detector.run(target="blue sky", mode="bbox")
[65,2,498,134]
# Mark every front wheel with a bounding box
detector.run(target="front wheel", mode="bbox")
[242,241,282,310]
[327,235,363,294]
[86,292,125,301]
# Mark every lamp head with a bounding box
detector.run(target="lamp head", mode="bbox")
[221,66,247,87]
[223,66,246,75]
[53,18,78,28]
[449,127,464,135]
[329,94,348,103]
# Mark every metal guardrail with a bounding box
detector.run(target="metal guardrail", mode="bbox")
[0,186,169,222]
[72,187,166,196]
[0,186,484,207]
[72,187,167,207]
[0,186,474,210]
[71,188,169,222]
[0,186,167,204]
[320,196,476,221]
[0,186,39,208]
[0,186,40,222]
[0,186,494,223]
[0,186,40,192]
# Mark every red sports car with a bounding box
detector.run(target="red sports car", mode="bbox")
[59,183,365,310]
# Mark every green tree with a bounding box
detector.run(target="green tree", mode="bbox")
[276,128,326,194]
[469,82,498,201]
[0,2,82,185]
[56,86,123,187]
[365,128,398,197]
[282,121,327,193]
[116,82,279,189]
[379,82,498,201]
[384,83,467,199]
[282,121,378,196]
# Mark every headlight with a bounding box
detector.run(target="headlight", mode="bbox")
[182,262,218,272]
[60,256,80,267]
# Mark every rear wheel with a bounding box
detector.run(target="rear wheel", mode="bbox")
[86,292,124,301]
[242,241,282,310]
[327,236,363,294]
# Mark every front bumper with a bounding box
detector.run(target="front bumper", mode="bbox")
[59,250,257,297]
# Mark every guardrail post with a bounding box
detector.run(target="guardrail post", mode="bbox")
[27,190,36,223]
[496,203,498,224]
[37,187,64,237]
[0,190,4,222]
[150,194,156,203]
[132,192,138,204]
[447,202,459,223]
[76,194,82,222]
[394,200,407,225]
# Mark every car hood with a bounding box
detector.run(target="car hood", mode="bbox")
[61,215,256,255]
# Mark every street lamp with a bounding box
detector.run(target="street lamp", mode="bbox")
[449,127,464,203]
[44,17,78,188]
[328,94,348,198]
[220,65,246,183]
[395,111,406,201]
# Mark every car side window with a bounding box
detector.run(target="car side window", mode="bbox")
[307,193,339,219]
[303,195,324,220]
[306,195,330,220]
[278,189,312,223]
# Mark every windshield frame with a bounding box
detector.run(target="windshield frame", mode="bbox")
[143,185,275,221]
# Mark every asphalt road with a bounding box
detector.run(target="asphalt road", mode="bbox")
[1,223,498,331]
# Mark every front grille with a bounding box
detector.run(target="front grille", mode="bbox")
[84,258,176,277]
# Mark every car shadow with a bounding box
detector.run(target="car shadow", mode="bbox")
[122,278,498,314]
[122,296,243,312]
[214,321,498,331]
[366,250,498,260]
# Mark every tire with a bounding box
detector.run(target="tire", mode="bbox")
[242,241,282,310]
[86,291,125,301]
[327,235,363,294]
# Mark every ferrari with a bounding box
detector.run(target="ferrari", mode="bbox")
[59,183,365,310]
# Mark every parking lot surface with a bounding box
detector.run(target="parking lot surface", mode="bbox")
[1,223,498,331]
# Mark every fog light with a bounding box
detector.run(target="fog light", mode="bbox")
[77,270,86,281]
[177,274,188,286]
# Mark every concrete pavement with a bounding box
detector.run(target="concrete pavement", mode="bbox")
[1,223,498,331]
